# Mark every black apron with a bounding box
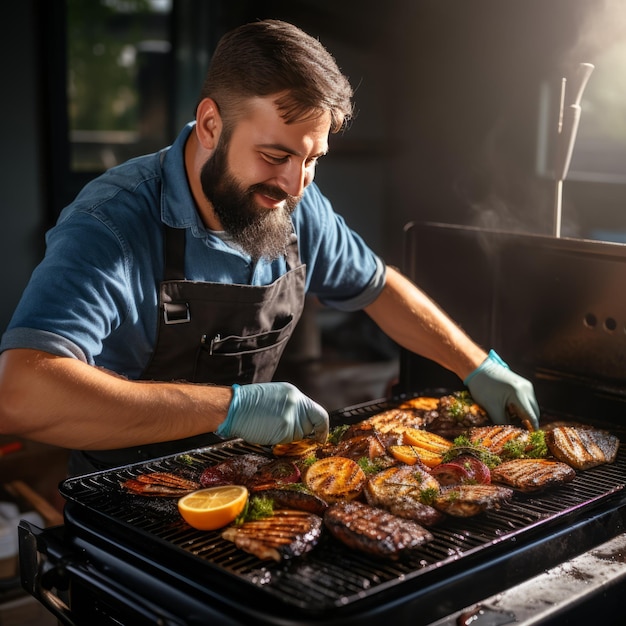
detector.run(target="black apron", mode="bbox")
[68,226,306,475]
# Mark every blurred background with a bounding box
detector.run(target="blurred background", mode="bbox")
[3,0,626,410]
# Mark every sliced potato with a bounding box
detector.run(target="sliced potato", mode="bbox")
[397,396,440,411]
[272,440,320,458]
[304,456,366,503]
[388,445,443,468]
[403,428,454,453]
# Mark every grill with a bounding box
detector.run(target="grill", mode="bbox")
[18,223,626,625]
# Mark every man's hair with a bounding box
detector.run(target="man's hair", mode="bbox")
[197,19,354,133]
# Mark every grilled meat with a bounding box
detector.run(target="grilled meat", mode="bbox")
[425,392,490,438]
[546,424,620,470]
[245,459,301,492]
[469,425,530,456]
[324,501,434,560]
[304,456,367,503]
[364,465,444,526]
[255,488,329,516]
[360,408,427,438]
[200,454,299,492]
[200,453,269,488]
[221,509,322,562]
[491,459,576,492]
[120,472,200,497]
[318,433,389,463]
[433,484,513,517]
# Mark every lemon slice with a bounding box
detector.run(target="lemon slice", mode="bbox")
[178,485,248,530]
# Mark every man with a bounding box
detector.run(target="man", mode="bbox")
[0,20,539,475]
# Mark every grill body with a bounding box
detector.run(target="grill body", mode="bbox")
[18,223,626,624]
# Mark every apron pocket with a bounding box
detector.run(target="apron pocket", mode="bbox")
[194,317,294,384]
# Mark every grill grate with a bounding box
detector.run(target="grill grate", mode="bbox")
[59,401,626,615]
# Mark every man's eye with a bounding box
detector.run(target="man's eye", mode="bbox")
[262,153,289,165]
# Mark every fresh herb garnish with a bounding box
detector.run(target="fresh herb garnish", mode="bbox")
[419,487,439,505]
[328,424,351,445]
[442,435,502,469]
[357,457,389,475]
[235,495,274,525]
[501,430,548,460]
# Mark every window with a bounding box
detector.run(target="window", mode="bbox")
[67,0,173,173]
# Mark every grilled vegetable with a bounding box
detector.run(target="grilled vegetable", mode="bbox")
[491,459,576,492]
[304,456,367,503]
[430,455,491,485]
[403,428,454,453]
[388,445,443,468]
[324,501,434,560]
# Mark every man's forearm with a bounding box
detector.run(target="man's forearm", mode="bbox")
[0,348,233,449]
[364,267,487,380]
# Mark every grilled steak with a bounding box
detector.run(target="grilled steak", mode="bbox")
[491,458,576,492]
[200,454,299,491]
[546,424,620,470]
[317,432,391,465]
[255,488,329,516]
[200,453,269,487]
[324,501,434,560]
[433,484,513,517]
[364,465,444,526]
[221,509,322,562]
[425,392,490,438]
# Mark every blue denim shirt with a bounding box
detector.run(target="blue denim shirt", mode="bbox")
[0,123,385,379]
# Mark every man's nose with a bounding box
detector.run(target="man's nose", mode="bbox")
[277,161,308,197]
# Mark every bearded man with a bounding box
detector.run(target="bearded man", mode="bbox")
[0,20,539,475]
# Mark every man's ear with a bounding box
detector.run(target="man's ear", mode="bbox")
[195,98,223,150]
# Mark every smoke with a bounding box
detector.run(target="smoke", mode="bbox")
[567,0,626,65]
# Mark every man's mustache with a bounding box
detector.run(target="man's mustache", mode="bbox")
[247,183,296,204]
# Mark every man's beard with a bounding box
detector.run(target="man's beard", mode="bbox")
[199,141,300,261]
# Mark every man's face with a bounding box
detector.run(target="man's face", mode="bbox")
[200,96,330,261]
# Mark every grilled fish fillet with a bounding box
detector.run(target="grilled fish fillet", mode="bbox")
[546,425,620,470]
[364,465,444,526]
[490,458,576,492]
[469,425,530,456]
[221,509,322,562]
[324,501,434,560]
[360,408,427,437]
[433,484,513,517]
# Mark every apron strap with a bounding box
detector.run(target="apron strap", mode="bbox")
[163,225,186,281]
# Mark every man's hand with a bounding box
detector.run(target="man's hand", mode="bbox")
[464,350,540,430]
[216,382,329,445]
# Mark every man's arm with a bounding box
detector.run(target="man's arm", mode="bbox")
[364,266,540,429]
[0,348,233,449]
[0,348,329,448]
[364,266,487,380]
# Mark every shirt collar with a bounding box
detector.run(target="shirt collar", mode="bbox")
[160,122,208,236]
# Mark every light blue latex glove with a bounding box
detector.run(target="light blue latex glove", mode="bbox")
[464,349,540,430]
[216,382,329,445]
